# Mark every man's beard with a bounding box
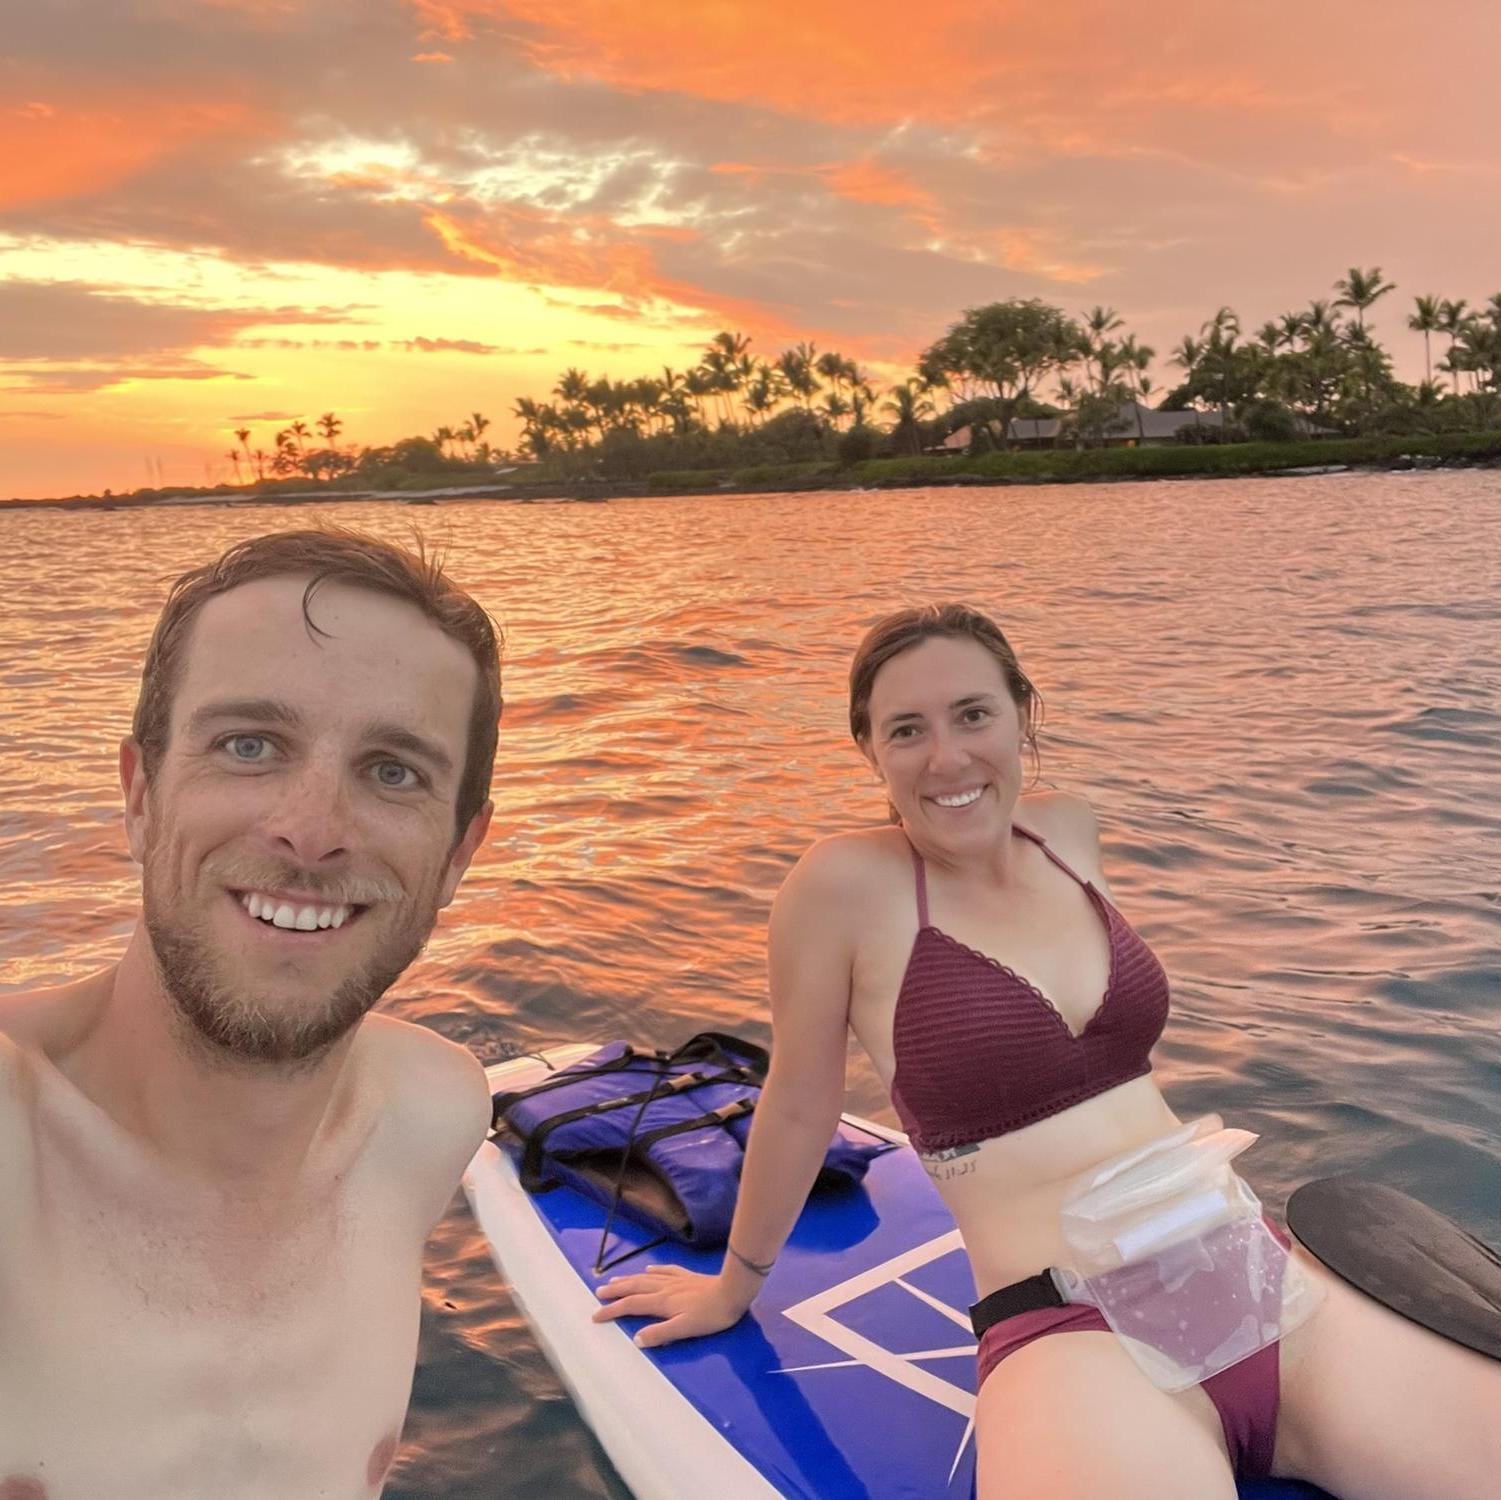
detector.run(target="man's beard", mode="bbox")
[142,849,437,1069]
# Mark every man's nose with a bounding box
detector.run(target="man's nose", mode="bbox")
[261,761,352,866]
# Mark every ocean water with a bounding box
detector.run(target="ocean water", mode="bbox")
[1,472,1498,1496]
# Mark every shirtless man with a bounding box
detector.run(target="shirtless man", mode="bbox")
[0,528,501,1498]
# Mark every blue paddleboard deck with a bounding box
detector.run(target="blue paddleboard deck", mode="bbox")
[487,1115,1332,1499]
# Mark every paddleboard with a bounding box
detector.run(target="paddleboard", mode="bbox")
[464,1043,1335,1499]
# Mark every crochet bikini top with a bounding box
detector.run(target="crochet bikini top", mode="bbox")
[890,825,1169,1153]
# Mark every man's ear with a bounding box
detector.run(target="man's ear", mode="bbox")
[440,800,493,907]
[120,737,151,864]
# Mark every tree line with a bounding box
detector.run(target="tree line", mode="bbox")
[223,268,1501,487]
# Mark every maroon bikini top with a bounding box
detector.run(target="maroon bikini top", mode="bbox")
[890,825,1170,1153]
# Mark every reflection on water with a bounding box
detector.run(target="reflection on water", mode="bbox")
[2,472,1499,1495]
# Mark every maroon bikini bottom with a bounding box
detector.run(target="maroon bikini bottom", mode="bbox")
[975,1219,1291,1479]
[977,1301,1281,1478]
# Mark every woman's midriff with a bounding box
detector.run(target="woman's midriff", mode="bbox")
[924,1075,1183,1297]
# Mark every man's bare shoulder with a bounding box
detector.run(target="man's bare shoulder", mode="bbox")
[0,971,111,1055]
[358,1014,491,1224]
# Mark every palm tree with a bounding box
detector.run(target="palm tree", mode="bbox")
[226,449,244,483]
[1202,306,1241,342]
[1302,300,1337,340]
[1408,296,1442,385]
[288,419,310,455]
[881,379,935,454]
[1081,306,1124,394]
[819,391,850,428]
[743,363,787,425]
[1118,335,1156,440]
[511,395,542,443]
[1054,374,1084,449]
[777,342,820,410]
[1333,266,1395,334]
[554,368,589,408]
[705,332,751,427]
[1171,335,1203,380]
[584,378,614,440]
[1439,300,1470,393]
[815,352,851,425]
[317,412,342,447]
[684,367,715,428]
[698,349,734,428]
[1458,320,1501,395]
[844,359,875,427]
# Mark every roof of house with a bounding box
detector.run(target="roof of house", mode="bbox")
[937,401,1336,447]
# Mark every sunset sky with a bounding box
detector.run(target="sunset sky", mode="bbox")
[2,0,1498,500]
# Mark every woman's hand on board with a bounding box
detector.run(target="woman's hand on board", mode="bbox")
[592,1264,753,1348]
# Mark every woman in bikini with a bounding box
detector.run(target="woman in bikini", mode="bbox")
[594,603,1499,1499]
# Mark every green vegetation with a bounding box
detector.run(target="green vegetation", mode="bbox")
[843,430,1501,490]
[181,269,1500,503]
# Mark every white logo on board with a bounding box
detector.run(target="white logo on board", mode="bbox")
[777,1229,977,1486]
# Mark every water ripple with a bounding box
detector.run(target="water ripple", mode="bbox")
[2,472,1498,1494]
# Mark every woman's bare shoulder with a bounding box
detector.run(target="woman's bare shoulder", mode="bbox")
[783,825,912,900]
[1017,790,1108,877]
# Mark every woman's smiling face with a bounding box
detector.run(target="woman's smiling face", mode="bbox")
[862,634,1028,847]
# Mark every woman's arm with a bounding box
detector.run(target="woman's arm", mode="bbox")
[592,839,858,1347]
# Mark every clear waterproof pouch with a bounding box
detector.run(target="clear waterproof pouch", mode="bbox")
[1054,1116,1321,1392]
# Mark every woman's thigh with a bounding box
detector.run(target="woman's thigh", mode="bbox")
[976,1329,1238,1500]
[1275,1251,1501,1500]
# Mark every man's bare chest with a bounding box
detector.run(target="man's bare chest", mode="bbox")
[1,1150,422,1498]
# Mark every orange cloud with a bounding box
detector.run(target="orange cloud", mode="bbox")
[408,0,983,125]
[0,84,267,211]
[824,159,937,214]
[423,207,796,339]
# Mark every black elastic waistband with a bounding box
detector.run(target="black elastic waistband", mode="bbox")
[969,1268,1066,1338]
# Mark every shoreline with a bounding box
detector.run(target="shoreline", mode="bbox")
[4,431,1498,513]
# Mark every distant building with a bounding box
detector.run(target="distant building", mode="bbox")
[932,402,1336,452]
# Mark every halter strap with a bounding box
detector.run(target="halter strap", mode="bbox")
[1013,822,1092,888]
[907,841,930,928]
[907,822,1090,931]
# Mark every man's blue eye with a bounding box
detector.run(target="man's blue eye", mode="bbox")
[375,761,416,788]
[227,735,268,760]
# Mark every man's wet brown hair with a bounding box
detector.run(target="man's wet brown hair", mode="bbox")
[132,527,502,837]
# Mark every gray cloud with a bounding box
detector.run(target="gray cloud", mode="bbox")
[399,336,501,353]
[0,281,354,361]
[1,360,252,395]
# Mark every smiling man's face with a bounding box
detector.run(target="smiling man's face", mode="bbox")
[123,573,489,1066]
